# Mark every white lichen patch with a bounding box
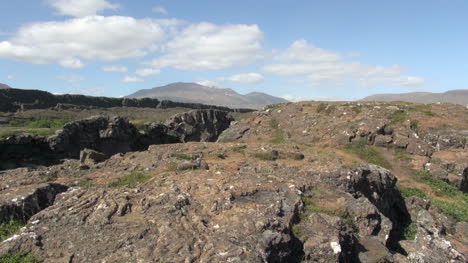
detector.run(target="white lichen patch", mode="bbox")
[330,241,341,254]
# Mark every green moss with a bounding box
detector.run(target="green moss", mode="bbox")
[399,186,427,199]
[165,162,178,172]
[269,118,279,129]
[231,146,246,154]
[410,119,419,131]
[211,153,225,159]
[400,171,468,222]
[0,252,41,263]
[0,220,24,242]
[402,222,418,240]
[78,179,95,189]
[414,170,460,197]
[343,138,392,169]
[271,129,285,144]
[252,152,278,161]
[171,153,192,160]
[316,103,327,113]
[351,105,362,114]
[108,172,153,188]
[390,110,408,124]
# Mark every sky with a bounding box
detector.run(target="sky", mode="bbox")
[0,0,466,101]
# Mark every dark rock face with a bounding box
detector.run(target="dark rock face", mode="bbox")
[166,109,234,142]
[0,183,68,223]
[1,111,234,169]
[0,88,254,113]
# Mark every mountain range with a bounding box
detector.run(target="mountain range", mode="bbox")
[361,89,468,105]
[0,83,12,89]
[126,82,288,109]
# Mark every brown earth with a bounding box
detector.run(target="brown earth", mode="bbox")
[0,101,467,262]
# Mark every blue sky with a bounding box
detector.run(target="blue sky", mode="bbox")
[0,0,466,101]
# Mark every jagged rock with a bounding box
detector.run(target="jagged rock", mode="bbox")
[429,151,468,192]
[300,213,342,262]
[0,183,68,223]
[399,196,466,263]
[79,148,107,165]
[406,140,434,156]
[374,135,393,146]
[166,109,234,142]
[217,124,250,142]
[0,135,54,169]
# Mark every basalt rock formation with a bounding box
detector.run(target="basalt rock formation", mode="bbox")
[0,101,467,262]
[0,87,253,113]
[1,109,233,169]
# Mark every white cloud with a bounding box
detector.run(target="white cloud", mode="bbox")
[81,87,105,95]
[135,68,160,77]
[103,65,128,72]
[225,73,263,84]
[280,95,341,102]
[6,75,15,79]
[263,40,424,87]
[196,80,218,87]
[122,76,144,82]
[145,22,264,70]
[0,16,174,68]
[152,6,168,15]
[48,0,119,17]
[276,40,341,62]
[57,75,84,82]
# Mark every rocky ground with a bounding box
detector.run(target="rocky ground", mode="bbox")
[0,101,467,262]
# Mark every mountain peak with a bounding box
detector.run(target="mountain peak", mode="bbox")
[126,82,288,109]
[0,83,12,89]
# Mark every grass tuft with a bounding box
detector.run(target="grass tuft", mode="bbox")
[171,153,192,160]
[399,171,468,222]
[0,252,41,263]
[108,172,153,188]
[0,220,24,242]
[252,151,278,161]
[402,222,418,240]
[343,138,392,169]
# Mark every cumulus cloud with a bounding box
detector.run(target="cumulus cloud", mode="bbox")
[48,0,119,17]
[263,40,424,87]
[225,73,263,84]
[0,16,174,68]
[145,22,264,70]
[122,76,144,82]
[135,68,160,77]
[196,72,263,87]
[103,65,128,72]
[152,6,168,15]
[57,75,84,82]
[276,40,341,62]
[196,80,218,87]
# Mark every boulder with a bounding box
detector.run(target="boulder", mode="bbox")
[166,109,234,142]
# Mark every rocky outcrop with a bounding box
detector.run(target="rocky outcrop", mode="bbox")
[166,109,234,142]
[49,116,144,158]
[1,111,234,169]
[0,87,253,113]
[399,196,467,262]
[0,183,68,223]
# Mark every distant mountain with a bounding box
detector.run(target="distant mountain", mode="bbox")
[0,83,12,89]
[126,82,288,109]
[361,90,468,105]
